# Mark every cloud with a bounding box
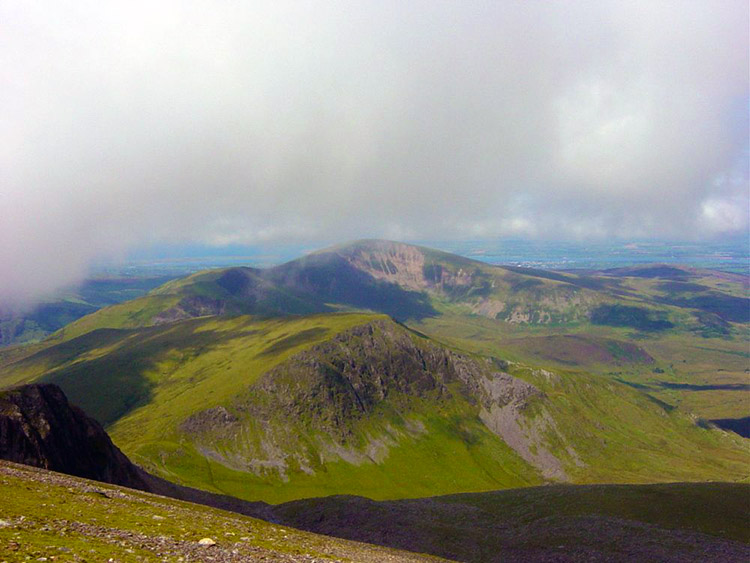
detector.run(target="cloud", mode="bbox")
[1,0,748,304]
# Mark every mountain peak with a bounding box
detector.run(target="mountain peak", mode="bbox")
[312,238,425,257]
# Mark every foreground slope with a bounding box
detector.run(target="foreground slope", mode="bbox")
[0,461,438,562]
[0,315,746,504]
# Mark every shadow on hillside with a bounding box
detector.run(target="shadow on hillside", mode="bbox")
[36,319,264,427]
[710,416,750,438]
[266,253,438,321]
[258,327,329,357]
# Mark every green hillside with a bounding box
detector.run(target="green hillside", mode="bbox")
[0,313,746,504]
[2,313,381,424]
[0,240,746,505]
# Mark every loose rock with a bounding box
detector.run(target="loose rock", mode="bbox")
[198,537,216,546]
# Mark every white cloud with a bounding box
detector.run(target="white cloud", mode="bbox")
[0,0,747,304]
[700,197,749,234]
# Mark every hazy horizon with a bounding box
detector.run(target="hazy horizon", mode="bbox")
[103,236,750,275]
[2,1,748,305]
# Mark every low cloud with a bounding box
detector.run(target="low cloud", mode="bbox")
[1,1,748,304]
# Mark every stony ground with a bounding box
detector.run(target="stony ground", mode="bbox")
[0,462,442,562]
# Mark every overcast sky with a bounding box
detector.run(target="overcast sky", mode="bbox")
[1,1,748,304]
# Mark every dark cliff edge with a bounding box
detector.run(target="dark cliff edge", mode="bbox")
[0,383,149,489]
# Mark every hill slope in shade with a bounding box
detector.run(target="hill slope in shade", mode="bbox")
[0,383,148,490]
[0,315,746,504]
[271,483,750,563]
[3,461,748,563]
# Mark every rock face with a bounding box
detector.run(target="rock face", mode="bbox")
[249,320,468,433]
[0,383,150,489]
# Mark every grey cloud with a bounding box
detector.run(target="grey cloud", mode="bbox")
[1,0,747,304]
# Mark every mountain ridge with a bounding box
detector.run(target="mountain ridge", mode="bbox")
[0,240,747,505]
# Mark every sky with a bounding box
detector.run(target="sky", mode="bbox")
[1,1,748,305]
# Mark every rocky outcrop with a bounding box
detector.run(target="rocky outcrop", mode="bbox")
[0,383,150,488]
[225,319,497,443]
[153,296,226,324]
[182,318,573,480]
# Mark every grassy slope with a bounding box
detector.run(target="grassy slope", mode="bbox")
[0,276,177,348]
[150,407,539,505]
[0,313,542,503]
[0,461,438,562]
[506,364,748,485]
[49,294,183,342]
[43,269,242,344]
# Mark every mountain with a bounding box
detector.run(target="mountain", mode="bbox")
[20,239,746,429]
[48,239,748,343]
[47,239,628,337]
[1,315,746,504]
